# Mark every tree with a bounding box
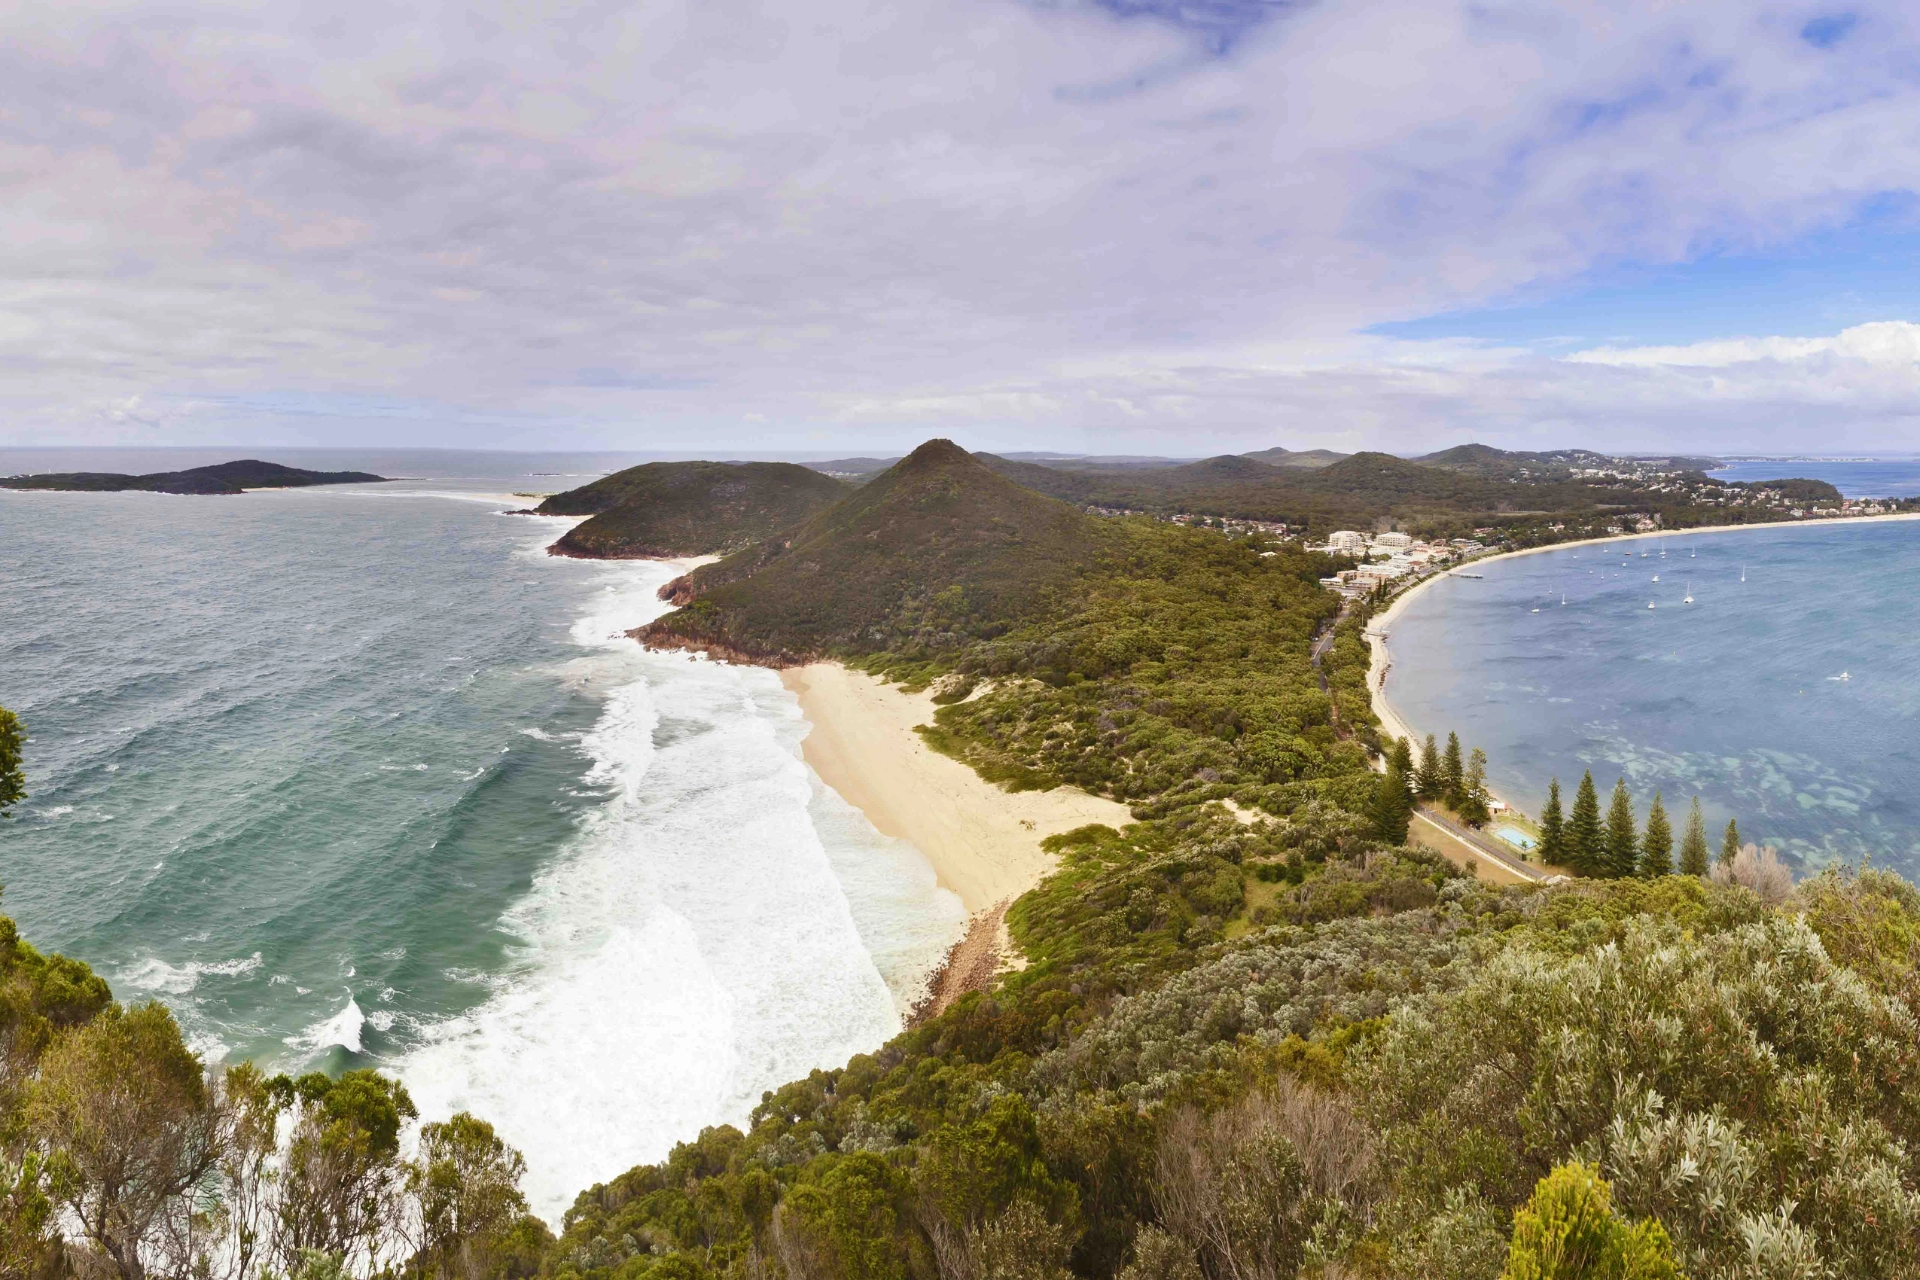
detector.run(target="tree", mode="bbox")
[1502,1163,1680,1280]
[1442,732,1465,809]
[1567,773,1603,877]
[1415,735,1443,801]
[1370,758,1413,845]
[1388,736,1414,778]
[0,706,24,813]
[1603,780,1638,879]
[1638,792,1672,878]
[406,1113,534,1280]
[1720,819,1741,867]
[1537,779,1566,868]
[1457,748,1492,828]
[274,1070,418,1274]
[1678,798,1710,877]
[28,1002,224,1280]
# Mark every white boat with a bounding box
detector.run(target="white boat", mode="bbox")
[1740,565,1746,582]
[1531,608,1540,613]
[1647,601,1656,609]
[1684,582,1693,604]
[1651,574,1659,582]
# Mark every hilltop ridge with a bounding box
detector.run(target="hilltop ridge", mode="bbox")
[535,461,846,558]
[639,439,1098,663]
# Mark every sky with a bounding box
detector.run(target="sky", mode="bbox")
[6,0,1920,455]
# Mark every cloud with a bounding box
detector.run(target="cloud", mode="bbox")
[1566,321,1920,368]
[4,0,1920,450]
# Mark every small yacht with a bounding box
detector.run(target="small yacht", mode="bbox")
[1683,582,1694,604]
[1647,601,1657,609]
[1651,574,1659,582]
[1740,565,1746,583]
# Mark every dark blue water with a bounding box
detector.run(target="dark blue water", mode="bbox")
[1708,458,1920,498]
[1383,520,1920,880]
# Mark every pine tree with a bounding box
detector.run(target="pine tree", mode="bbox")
[1605,779,1638,879]
[1416,734,1442,801]
[1721,819,1741,867]
[1370,758,1413,845]
[1443,732,1465,809]
[1389,736,1414,778]
[1639,791,1672,878]
[1537,778,1566,867]
[1457,747,1492,827]
[1568,771,1603,876]
[1678,797,1710,876]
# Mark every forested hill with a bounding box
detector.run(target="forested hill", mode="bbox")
[534,461,847,559]
[639,439,1102,664]
[0,459,386,494]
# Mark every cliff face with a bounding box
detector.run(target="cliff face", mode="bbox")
[0,460,387,494]
[536,461,846,559]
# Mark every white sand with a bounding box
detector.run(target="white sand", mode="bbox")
[781,663,1133,914]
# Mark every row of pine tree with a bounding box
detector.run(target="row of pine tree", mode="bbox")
[1535,771,1739,878]
[1370,731,1746,880]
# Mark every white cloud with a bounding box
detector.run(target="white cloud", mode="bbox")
[4,0,1920,449]
[1567,321,1920,368]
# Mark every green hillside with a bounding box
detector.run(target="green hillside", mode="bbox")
[641,440,1099,662]
[0,459,386,494]
[536,461,847,558]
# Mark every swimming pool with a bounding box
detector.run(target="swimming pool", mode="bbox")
[1494,826,1536,851]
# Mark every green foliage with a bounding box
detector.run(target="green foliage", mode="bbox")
[408,1112,544,1280]
[1370,759,1414,845]
[537,461,847,558]
[1458,747,1492,827]
[1443,732,1465,808]
[1502,1164,1680,1280]
[1678,798,1710,877]
[1538,779,1567,868]
[1568,773,1603,876]
[1604,780,1639,879]
[1416,735,1443,802]
[1721,819,1741,866]
[1638,793,1672,879]
[0,706,23,812]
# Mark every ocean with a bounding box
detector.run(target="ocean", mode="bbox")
[1383,510,1920,883]
[0,450,965,1218]
[1707,457,1920,498]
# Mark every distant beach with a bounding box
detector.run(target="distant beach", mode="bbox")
[1368,511,1920,880]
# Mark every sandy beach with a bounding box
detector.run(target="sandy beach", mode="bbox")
[781,663,1133,915]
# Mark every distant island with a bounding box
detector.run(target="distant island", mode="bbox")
[0,459,388,495]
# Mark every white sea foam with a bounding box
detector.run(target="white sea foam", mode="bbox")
[287,990,367,1055]
[397,557,965,1221]
[122,950,264,996]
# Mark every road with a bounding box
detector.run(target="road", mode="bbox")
[1413,805,1552,884]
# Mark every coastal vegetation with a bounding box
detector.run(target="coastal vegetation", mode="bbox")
[0,706,22,812]
[0,461,386,495]
[534,462,847,559]
[9,440,1920,1279]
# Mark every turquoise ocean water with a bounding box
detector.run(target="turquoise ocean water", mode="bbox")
[0,451,964,1217]
[1384,494,1920,881]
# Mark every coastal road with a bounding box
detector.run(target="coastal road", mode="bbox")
[1412,806,1552,885]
